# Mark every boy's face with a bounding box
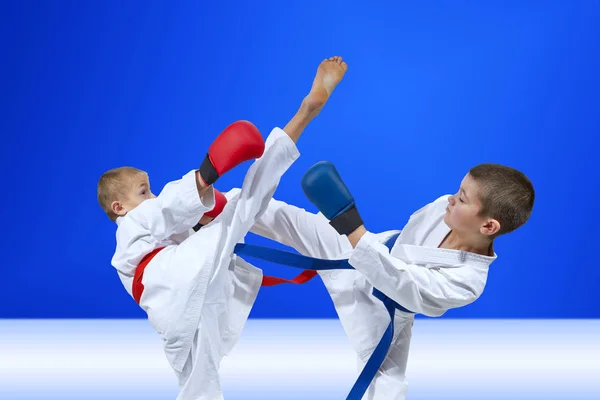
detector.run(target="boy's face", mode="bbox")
[112,173,155,218]
[443,173,498,237]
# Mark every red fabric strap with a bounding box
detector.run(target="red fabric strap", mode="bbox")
[132,247,317,304]
[261,270,318,286]
[132,247,165,304]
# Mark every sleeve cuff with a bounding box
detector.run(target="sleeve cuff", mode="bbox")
[180,170,215,214]
[348,231,381,273]
[267,127,301,161]
[355,231,380,251]
[199,185,216,211]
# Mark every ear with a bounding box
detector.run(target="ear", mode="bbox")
[480,218,501,237]
[111,200,126,217]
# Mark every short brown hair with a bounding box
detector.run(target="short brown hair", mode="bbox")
[97,166,146,222]
[469,163,535,236]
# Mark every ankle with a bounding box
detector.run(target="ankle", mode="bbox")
[301,96,324,116]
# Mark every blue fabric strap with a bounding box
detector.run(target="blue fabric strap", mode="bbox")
[345,232,406,400]
[233,232,413,399]
[233,243,354,270]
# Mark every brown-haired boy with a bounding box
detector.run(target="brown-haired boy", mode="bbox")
[248,162,534,399]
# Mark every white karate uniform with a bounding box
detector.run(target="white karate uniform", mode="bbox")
[111,127,300,400]
[250,194,497,399]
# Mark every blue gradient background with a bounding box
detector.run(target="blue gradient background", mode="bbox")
[1,0,599,321]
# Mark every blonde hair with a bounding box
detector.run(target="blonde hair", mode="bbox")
[97,166,146,222]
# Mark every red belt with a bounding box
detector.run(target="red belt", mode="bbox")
[261,270,317,286]
[132,248,316,304]
[132,247,165,304]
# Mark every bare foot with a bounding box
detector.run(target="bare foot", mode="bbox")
[303,56,348,113]
[282,56,348,143]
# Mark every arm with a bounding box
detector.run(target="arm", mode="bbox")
[127,171,215,242]
[349,231,483,316]
[126,119,268,241]
[249,197,481,316]
[300,162,484,317]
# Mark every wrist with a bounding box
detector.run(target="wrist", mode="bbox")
[329,205,364,236]
[195,170,210,193]
[347,225,368,248]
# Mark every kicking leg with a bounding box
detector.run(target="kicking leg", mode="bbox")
[215,56,349,257]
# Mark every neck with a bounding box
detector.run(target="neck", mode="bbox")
[440,230,493,256]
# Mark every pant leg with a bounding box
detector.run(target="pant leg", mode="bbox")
[358,319,413,400]
[160,127,300,337]
[147,127,301,381]
[175,304,227,400]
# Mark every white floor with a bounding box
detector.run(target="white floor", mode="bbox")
[0,319,598,399]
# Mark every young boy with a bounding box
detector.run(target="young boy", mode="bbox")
[248,162,535,399]
[97,56,348,400]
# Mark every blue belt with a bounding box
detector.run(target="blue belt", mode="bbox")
[234,232,414,399]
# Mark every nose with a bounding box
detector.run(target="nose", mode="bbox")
[448,195,455,206]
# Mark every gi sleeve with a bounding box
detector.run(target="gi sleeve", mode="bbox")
[349,232,484,317]
[128,170,215,242]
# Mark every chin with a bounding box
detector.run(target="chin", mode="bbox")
[443,212,451,227]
